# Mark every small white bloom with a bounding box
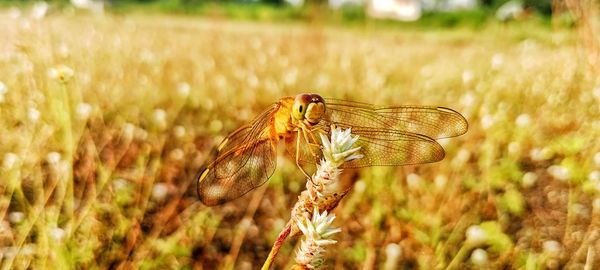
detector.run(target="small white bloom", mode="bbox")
[522,172,538,188]
[3,152,18,169]
[434,174,447,190]
[173,125,186,138]
[9,7,22,19]
[8,212,25,224]
[491,54,504,70]
[548,165,570,181]
[508,141,521,155]
[122,123,135,139]
[21,244,35,256]
[452,148,471,168]
[48,65,74,82]
[76,102,92,119]
[0,81,6,95]
[515,114,531,127]
[152,183,169,201]
[295,209,341,268]
[28,107,41,123]
[460,92,476,108]
[406,173,422,191]
[543,240,561,256]
[470,248,488,266]
[50,227,66,242]
[319,126,363,164]
[593,86,600,100]
[384,243,402,270]
[177,82,190,97]
[153,109,167,130]
[462,70,474,85]
[31,1,49,20]
[170,148,185,160]
[530,147,553,161]
[354,180,366,193]
[46,151,61,165]
[593,198,600,213]
[112,178,128,191]
[589,171,600,182]
[466,225,487,245]
[480,114,494,129]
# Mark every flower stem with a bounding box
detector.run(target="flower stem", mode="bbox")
[262,221,292,270]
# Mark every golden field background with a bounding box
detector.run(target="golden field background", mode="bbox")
[1,10,600,269]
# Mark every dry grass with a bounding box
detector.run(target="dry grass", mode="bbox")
[1,11,599,269]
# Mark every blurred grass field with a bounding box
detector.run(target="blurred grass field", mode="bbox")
[1,8,600,270]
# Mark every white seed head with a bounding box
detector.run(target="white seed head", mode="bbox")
[548,165,570,182]
[76,102,92,119]
[173,125,186,138]
[543,240,561,256]
[122,123,135,139]
[384,243,402,270]
[480,114,494,129]
[530,147,553,161]
[491,53,504,70]
[522,172,538,188]
[406,173,423,191]
[462,70,474,85]
[48,65,74,82]
[31,1,49,20]
[153,109,167,130]
[3,152,18,170]
[593,198,600,214]
[466,225,487,245]
[50,227,66,242]
[295,209,341,268]
[434,174,448,190]
[590,171,600,182]
[177,82,190,97]
[46,151,62,164]
[170,148,185,161]
[460,92,477,107]
[152,183,169,201]
[9,7,22,19]
[9,212,25,224]
[515,114,531,127]
[354,180,366,193]
[28,107,41,123]
[0,81,6,95]
[112,178,129,191]
[470,248,489,266]
[508,141,521,155]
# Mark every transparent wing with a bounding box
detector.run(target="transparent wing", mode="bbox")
[339,127,445,168]
[324,98,468,139]
[289,99,467,168]
[197,105,277,206]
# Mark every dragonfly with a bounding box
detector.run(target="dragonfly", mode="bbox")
[197,93,468,206]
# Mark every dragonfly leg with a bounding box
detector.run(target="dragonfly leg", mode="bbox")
[296,129,314,184]
[301,127,322,162]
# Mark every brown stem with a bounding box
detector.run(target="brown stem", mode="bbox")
[262,221,292,270]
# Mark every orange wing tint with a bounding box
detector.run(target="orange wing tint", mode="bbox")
[290,99,468,168]
[197,105,277,206]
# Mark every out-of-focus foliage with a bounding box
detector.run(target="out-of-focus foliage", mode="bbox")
[0,5,598,270]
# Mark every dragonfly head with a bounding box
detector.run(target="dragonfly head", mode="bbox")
[292,93,326,125]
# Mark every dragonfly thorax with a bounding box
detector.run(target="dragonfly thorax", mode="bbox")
[291,93,326,125]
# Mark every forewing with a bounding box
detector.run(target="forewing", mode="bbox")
[324,98,468,139]
[339,127,445,168]
[197,105,277,206]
